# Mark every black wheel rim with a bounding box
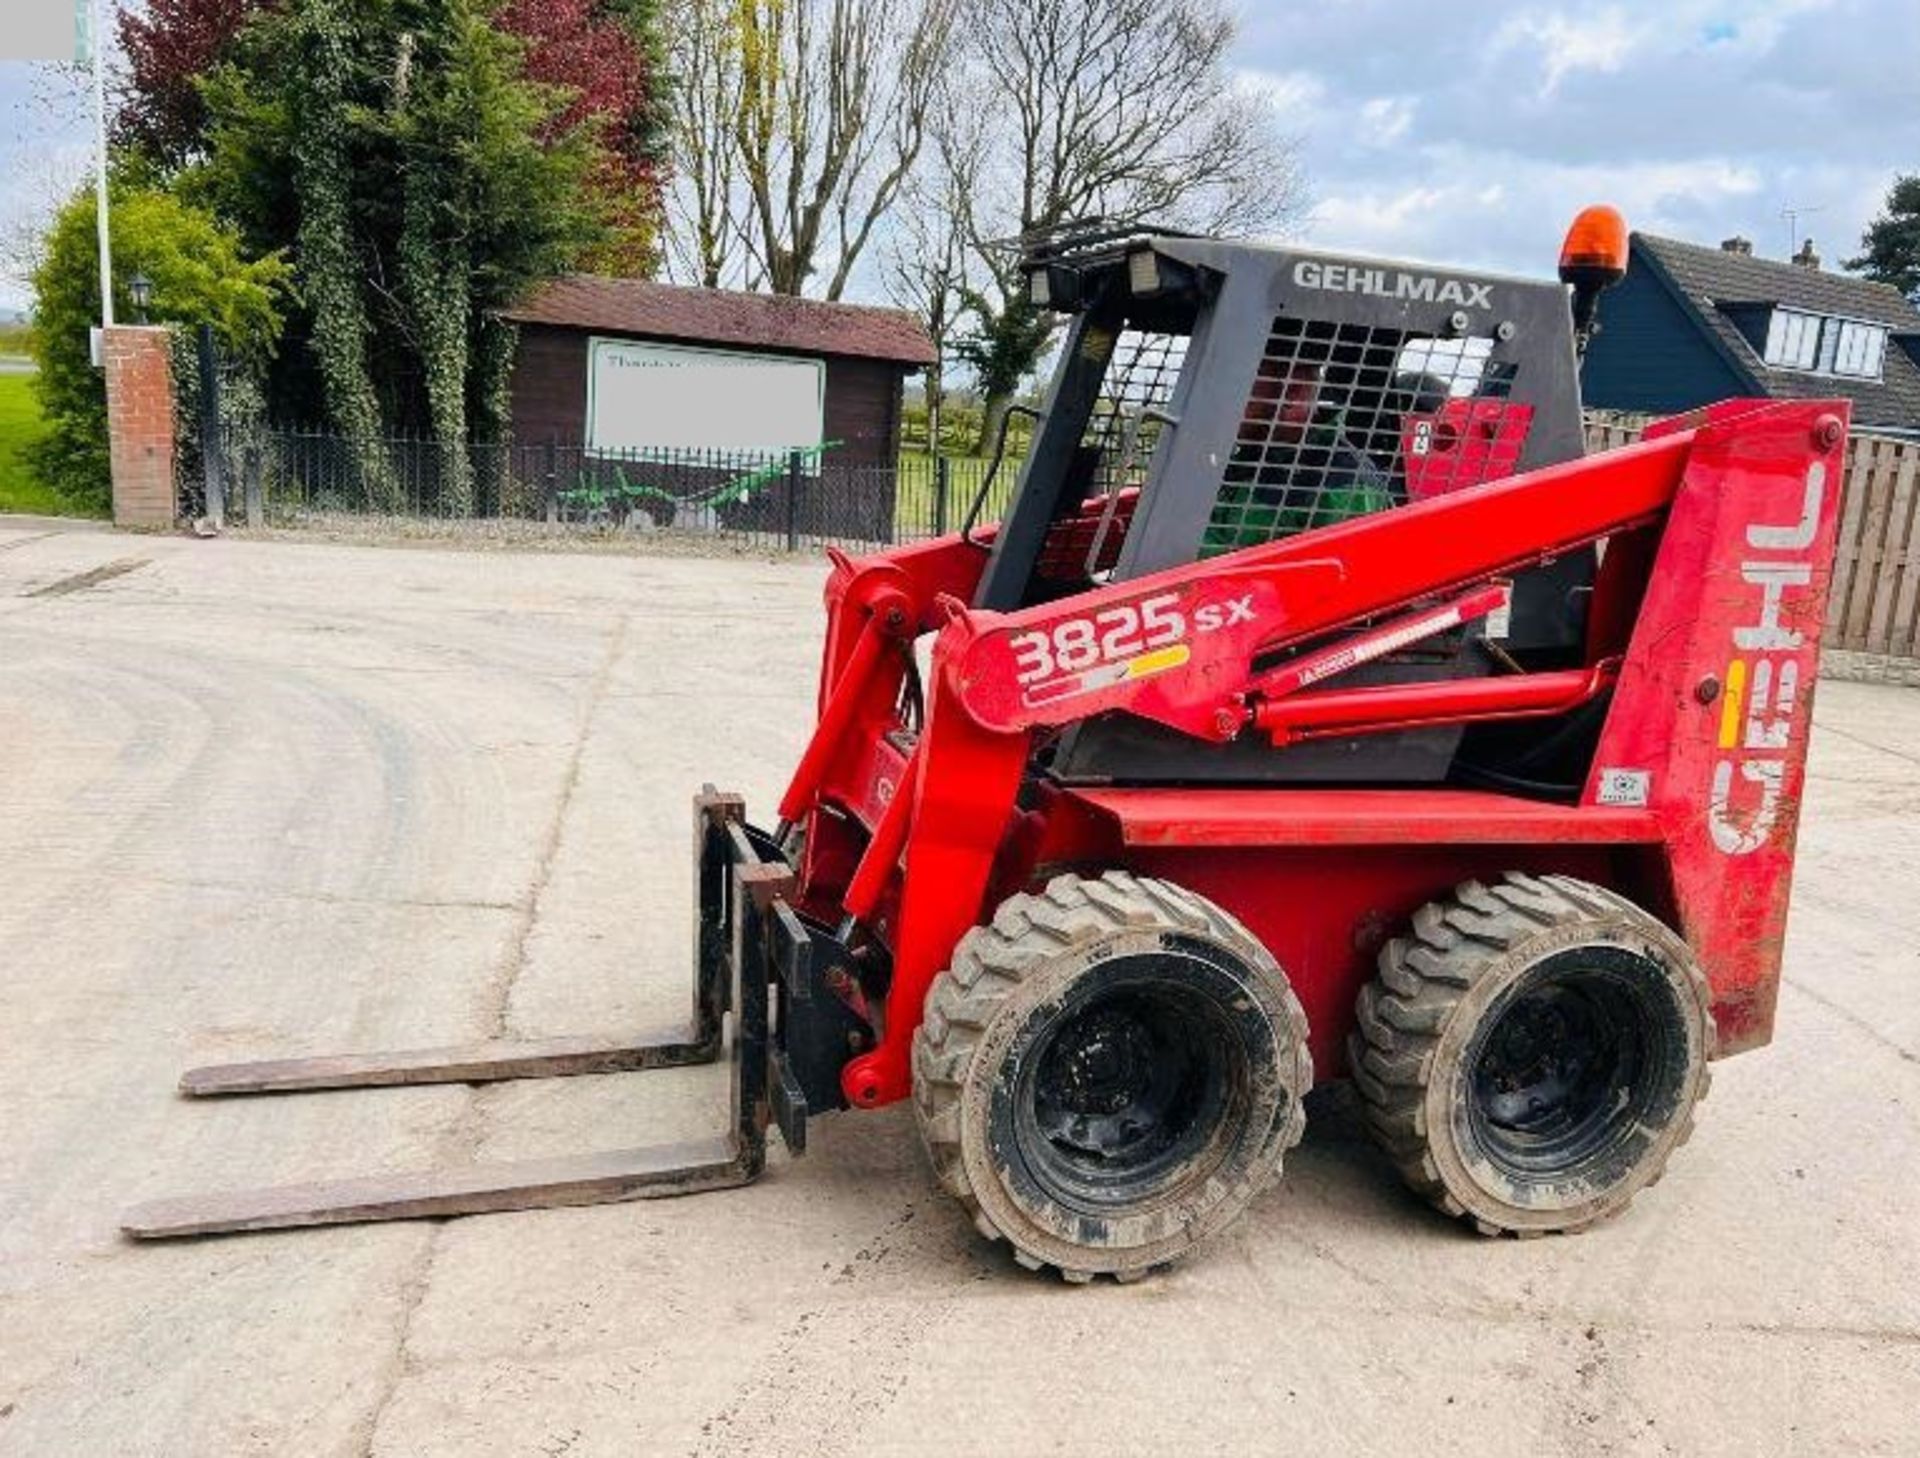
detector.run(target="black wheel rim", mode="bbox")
[997,944,1265,1216]
[1463,944,1684,1182]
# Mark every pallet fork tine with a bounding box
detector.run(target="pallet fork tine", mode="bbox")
[118,1136,757,1238]
[121,790,814,1240]
[175,1030,723,1097]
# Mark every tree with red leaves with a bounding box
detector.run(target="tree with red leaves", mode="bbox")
[499,0,668,272]
[116,0,277,169]
[118,0,668,269]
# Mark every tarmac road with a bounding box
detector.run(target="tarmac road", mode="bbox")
[2,517,1917,1457]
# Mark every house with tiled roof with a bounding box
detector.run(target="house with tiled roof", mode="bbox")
[1580,233,1920,431]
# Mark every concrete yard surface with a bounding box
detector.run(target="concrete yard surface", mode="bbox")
[2,518,1918,1457]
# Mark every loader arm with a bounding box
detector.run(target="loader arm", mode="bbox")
[947,425,1693,741]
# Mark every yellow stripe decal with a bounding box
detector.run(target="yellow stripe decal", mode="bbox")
[1719,659,1747,750]
[1125,644,1191,679]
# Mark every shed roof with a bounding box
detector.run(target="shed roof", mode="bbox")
[1635,234,1920,427]
[501,276,937,367]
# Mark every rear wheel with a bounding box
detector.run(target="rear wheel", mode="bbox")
[912,871,1311,1282]
[1349,872,1713,1236]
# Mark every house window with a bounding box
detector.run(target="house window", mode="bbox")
[1763,308,1821,370]
[1829,320,1887,379]
[1761,308,1888,380]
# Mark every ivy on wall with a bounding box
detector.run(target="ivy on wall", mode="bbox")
[197,0,607,504]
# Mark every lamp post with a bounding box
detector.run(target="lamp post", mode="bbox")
[90,0,113,334]
[129,271,152,326]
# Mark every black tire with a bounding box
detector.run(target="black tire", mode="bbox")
[1349,872,1714,1236]
[911,871,1312,1282]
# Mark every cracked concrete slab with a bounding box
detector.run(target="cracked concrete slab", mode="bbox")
[1,517,1917,1457]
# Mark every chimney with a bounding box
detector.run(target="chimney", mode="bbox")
[1720,236,1753,255]
[1793,238,1821,270]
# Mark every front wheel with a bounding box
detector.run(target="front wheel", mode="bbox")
[912,871,1312,1282]
[1349,872,1714,1236]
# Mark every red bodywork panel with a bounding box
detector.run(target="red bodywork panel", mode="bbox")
[777,399,1849,1107]
[1401,398,1534,502]
[1067,786,1663,847]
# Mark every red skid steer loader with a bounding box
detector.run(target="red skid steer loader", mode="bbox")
[125,209,1849,1282]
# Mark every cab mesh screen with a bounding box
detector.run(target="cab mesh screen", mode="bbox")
[1065,328,1189,576]
[1201,316,1526,556]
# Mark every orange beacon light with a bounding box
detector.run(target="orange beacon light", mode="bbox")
[1560,205,1629,350]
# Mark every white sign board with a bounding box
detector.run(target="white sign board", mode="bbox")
[586,337,824,460]
[3,0,90,61]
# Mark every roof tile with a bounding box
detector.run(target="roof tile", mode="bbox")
[501,276,938,367]
[1637,234,1920,428]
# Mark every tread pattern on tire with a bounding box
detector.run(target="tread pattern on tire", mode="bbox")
[911,869,1312,1281]
[1347,870,1714,1237]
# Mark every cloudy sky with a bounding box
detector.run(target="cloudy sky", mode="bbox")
[2,0,1917,312]
[0,58,90,313]
[1242,0,1920,277]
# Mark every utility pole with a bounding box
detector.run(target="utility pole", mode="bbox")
[89,0,113,331]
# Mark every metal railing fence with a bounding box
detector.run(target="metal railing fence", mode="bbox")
[210,429,1017,551]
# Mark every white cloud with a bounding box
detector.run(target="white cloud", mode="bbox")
[1493,9,1646,96]
[1680,0,1844,54]
[1305,156,1775,275]
[1358,97,1415,148]
[1232,67,1325,125]
[1308,186,1461,262]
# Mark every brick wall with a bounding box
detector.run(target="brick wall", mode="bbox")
[103,326,176,528]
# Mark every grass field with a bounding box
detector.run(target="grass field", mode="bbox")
[892,449,1013,536]
[893,408,1034,534]
[0,371,97,518]
[0,382,1017,531]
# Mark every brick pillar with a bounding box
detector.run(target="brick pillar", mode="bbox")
[103,326,177,529]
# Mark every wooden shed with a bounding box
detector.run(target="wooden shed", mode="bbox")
[499,277,937,467]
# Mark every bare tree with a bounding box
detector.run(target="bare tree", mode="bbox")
[728,0,957,299]
[1,65,95,303]
[976,0,1305,237]
[663,0,751,289]
[880,105,980,451]
[948,0,1309,446]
